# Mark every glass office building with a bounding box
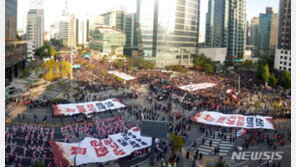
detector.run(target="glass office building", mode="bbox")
[5,0,17,40]
[137,0,200,68]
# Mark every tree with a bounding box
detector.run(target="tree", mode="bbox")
[58,60,71,78]
[279,70,291,89]
[254,101,261,111]
[268,74,277,87]
[194,54,215,73]
[142,60,155,69]
[43,68,54,81]
[241,59,253,69]
[204,63,215,74]
[116,77,123,83]
[50,46,58,59]
[272,101,282,113]
[169,133,184,154]
[101,70,106,76]
[54,67,61,80]
[212,159,228,167]
[165,65,187,73]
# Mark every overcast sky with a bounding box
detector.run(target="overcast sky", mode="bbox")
[17,0,279,35]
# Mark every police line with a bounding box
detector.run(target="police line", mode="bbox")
[52,98,126,116]
[190,111,276,130]
[49,127,152,166]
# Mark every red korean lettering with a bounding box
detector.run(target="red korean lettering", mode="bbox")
[70,147,87,155]
[90,140,103,147]
[203,114,215,122]
[66,108,75,112]
[94,146,109,157]
[226,116,237,125]
[77,105,87,113]
[236,116,245,126]
[216,117,227,123]
[86,104,97,112]
[113,149,125,156]
[103,137,113,146]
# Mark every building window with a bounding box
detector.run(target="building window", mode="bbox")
[280,56,283,59]
[280,61,283,64]
[280,66,282,70]
[289,63,291,66]
[284,57,287,60]
[283,67,286,70]
[284,62,286,65]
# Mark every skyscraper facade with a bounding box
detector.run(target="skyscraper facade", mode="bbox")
[137,0,200,68]
[227,0,246,60]
[205,0,229,47]
[59,20,69,46]
[249,17,259,46]
[205,0,246,61]
[257,7,278,57]
[274,0,291,71]
[5,0,17,40]
[26,9,44,50]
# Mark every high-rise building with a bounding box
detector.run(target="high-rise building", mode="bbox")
[101,11,125,30]
[5,0,17,40]
[205,0,229,47]
[274,0,291,71]
[89,27,126,59]
[124,13,138,48]
[137,0,200,68]
[249,17,259,46]
[67,15,89,48]
[227,0,247,60]
[59,19,69,46]
[5,0,27,82]
[205,0,246,61]
[257,7,278,57]
[26,9,44,56]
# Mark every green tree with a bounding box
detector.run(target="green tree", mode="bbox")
[165,65,187,73]
[279,70,291,89]
[142,60,155,69]
[257,63,270,83]
[101,70,106,76]
[268,74,277,87]
[58,60,71,78]
[204,63,215,74]
[212,159,228,167]
[169,133,184,154]
[194,54,215,73]
[241,59,253,69]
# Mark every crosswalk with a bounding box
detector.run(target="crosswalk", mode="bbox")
[188,131,236,157]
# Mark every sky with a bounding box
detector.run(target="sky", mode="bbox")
[17,0,279,35]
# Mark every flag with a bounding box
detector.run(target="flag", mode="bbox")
[236,128,246,137]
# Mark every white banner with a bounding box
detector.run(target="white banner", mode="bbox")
[190,111,275,130]
[179,83,216,92]
[108,71,135,81]
[49,127,152,167]
[52,98,126,116]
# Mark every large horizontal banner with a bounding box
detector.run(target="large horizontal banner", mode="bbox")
[52,98,126,116]
[179,83,216,92]
[190,111,275,130]
[108,71,135,81]
[49,127,152,167]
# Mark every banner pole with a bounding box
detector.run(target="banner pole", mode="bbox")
[149,137,156,166]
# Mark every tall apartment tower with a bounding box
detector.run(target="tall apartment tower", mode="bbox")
[249,17,259,45]
[59,19,69,46]
[257,7,278,57]
[205,0,246,60]
[205,0,229,47]
[26,9,44,50]
[137,0,200,68]
[274,0,291,71]
[124,13,138,48]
